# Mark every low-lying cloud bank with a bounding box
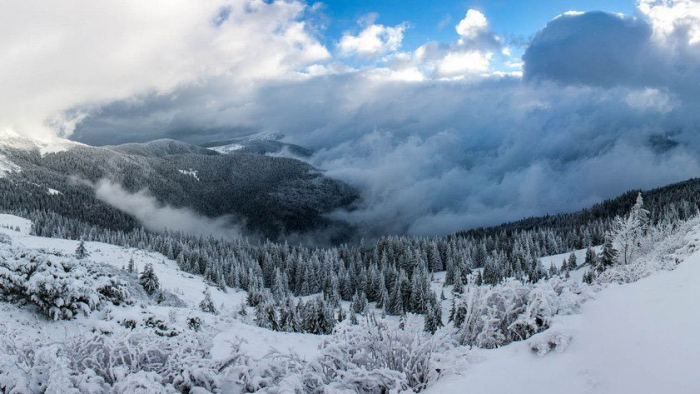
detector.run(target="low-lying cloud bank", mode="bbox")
[94,179,243,239]
[16,1,700,239]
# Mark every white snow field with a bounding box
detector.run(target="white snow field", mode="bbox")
[0,214,322,362]
[0,212,699,393]
[427,236,700,394]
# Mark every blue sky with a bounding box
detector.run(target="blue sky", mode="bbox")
[320,0,636,54]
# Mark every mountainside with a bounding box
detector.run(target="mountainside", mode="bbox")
[0,133,357,241]
[201,133,313,158]
[427,229,700,394]
[0,208,697,393]
[104,139,219,157]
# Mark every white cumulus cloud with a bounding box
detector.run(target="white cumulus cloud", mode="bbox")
[338,19,407,58]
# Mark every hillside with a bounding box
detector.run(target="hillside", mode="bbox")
[427,231,700,394]
[201,133,312,158]
[0,209,698,392]
[0,133,358,241]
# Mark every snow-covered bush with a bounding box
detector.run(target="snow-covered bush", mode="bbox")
[598,216,698,284]
[528,329,573,357]
[311,315,435,392]
[26,258,98,320]
[453,276,591,349]
[66,329,216,392]
[0,247,134,320]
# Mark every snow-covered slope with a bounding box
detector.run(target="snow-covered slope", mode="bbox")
[208,143,244,154]
[0,129,84,156]
[426,233,700,394]
[0,212,699,392]
[0,214,322,361]
[0,129,84,177]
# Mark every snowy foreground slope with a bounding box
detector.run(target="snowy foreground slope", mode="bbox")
[427,234,700,394]
[0,214,322,362]
[0,212,699,393]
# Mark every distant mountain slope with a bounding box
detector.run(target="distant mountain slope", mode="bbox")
[456,178,700,243]
[0,136,357,240]
[201,133,313,158]
[105,138,218,157]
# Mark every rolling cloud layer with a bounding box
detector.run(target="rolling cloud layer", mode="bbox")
[4,0,700,238]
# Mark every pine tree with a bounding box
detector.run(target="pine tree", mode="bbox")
[74,240,88,259]
[424,302,438,334]
[567,252,577,271]
[598,233,617,272]
[350,307,358,325]
[139,263,160,295]
[127,256,135,274]
[200,288,217,314]
[584,247,596,266]
[452,266,464,294]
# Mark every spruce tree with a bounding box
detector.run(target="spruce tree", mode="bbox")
[598,233,617,272]
[200,288,217,314]
[139,263,160,295]
[74,240,88,259]
[127,257,135,274]
[567,253,577,271]
[424,302,438,334]
[584,247,596,266]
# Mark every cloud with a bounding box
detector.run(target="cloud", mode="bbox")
[338,16,407,58]
[456,9,489,39]
[12,1,700,240]
[94,179,243,238]
[523,4,700,96]
[523,11,654,87]
[0,0,328,141]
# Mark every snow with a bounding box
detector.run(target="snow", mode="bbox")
[212,320,323,361]
[47,187,63,195]
[539,246,601,270]
[0,212,699,392]
[0,214,322,362]
[178,168,200,181]
[426,230,700,394]
[0,128,84,157]
[0,154,20,177]
[207,143,244,154]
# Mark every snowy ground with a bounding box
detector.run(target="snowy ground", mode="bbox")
[426,235,700,394]
[0,212,698,393]
[0,214,323,361]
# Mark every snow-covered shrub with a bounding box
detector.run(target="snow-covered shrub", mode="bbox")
[453,276,591,349]
[64,329,216,391]
[0,333,82,394]
[26,258,99,320]
[311,315,435,392]
[528,329,573,357]
[187,316,203,331]
[217,341,309,393]
[0,247,135,320]
[108,371,169,394]
[598,216,698,284]
[144,315,180,337]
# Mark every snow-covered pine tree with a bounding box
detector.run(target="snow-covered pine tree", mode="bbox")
[200,288,217,314]
[424,302,438,334]
[584,247,596,266]
[74,240,88,259]
[598,233,617,272]
[127,257,135,274]
[139,263,160,295]
[567,252,577,271]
